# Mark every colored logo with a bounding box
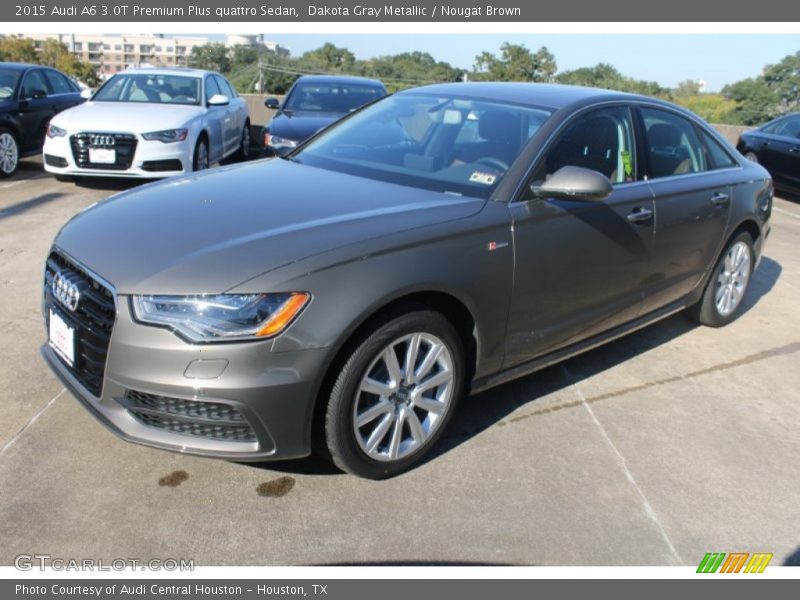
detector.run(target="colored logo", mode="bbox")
[697,552,773,573]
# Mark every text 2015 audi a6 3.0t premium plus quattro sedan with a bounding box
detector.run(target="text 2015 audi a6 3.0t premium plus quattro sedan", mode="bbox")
[41,83,772,478]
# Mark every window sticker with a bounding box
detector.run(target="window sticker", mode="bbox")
[469,171,497,185]
[621,150,633,179]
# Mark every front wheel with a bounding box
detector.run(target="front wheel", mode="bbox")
[686,231,754,327]
[0,128,20,178]
[235,122,251,161]
[744,151,759,163]
[192,137,209,171]
[324,310,465,479]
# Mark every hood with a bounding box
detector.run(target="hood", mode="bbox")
[268,111,342,143]
[51,101,201,133]
[54,159,485,294]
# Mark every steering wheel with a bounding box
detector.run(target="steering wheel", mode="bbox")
[476,157,509,172]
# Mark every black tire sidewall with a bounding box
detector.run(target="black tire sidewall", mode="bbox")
[325,310,465,479]
[698,231,755,327]
[0,127,19,178]
[193,138,208,171]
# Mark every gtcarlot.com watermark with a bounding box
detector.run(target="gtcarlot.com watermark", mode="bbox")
[14,554,194,572]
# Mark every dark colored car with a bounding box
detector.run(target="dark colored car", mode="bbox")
[736,113,800,196]
[0,62,84,177]
[41,83,772,479]
[261,75,387,155]
[736,113,800,194]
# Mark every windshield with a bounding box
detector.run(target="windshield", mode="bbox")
[284,81,386,113]
[293,93,553,199]
[0,69,20,101]
[93,73,201,106]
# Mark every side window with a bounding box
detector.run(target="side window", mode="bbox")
[215,76,235,98]
[776,116,800,139]
[20,70,49,98]
[698,129,738,170]
[44,70,72,94]
[204,76,220,103]
[761,119,784,135]
[641,107,707,179]
[532,106,636,187]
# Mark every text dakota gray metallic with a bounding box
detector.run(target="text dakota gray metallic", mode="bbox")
[41,83,773,478]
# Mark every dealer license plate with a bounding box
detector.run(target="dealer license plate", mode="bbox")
[89,148,116,164]
[49,309,75,367]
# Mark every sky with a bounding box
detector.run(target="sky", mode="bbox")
[257,34,800,92]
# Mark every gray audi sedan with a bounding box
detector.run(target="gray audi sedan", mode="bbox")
[42,83,772,478]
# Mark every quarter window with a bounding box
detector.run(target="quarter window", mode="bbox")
[532,106,637,187]
[698,129,738,170]
[641,107,707,179]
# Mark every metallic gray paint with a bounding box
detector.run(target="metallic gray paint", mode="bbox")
[42,83,773,462]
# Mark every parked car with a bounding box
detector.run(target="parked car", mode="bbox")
[262,75,386,156]
[42,67,250,180]
[41,83,772,478]
[736,113,800,195]
[0,62,84,177]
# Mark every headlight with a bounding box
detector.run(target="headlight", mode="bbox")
[142,129,188,143]
[131,292,310,343]
[47,124,67,138]
[265,133,297,148]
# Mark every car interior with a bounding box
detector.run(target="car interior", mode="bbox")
[287,85,384,113]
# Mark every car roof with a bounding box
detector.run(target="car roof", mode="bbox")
[0,62,49,72]
[120,67,213,78]
[403,82,655,111]
[294,75,385,88]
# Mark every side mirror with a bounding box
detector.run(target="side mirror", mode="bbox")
[264,97,280,109]
[530,166,613,201]
[30,89,48,100]
[80,88,93,99]
[208,94,230,106]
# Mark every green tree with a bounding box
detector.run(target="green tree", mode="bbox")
[0,37,38,63]
[473,43,556,82]
[555,63,669,97]
[672,94,738,123]
[674,79,703,97]
[301,43,355,72]
[762,51,800,113]
[189,43,231,73]
[722,78,781,125]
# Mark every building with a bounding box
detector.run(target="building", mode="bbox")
[20,33,287,78]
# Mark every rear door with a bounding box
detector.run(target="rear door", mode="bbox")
[637,106,734,313]
[505,105,656,365]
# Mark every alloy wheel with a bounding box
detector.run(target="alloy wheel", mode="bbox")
[352,332,454,462]
[241,126,250,159]
[195,141,209,171]
[0,132,18,175]
[715,241,751,317]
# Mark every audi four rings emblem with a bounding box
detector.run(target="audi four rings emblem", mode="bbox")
[51,272,82,312]
[89,135,115,146]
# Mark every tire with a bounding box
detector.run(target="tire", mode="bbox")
[686,231,754,327]
[0,127,20,178]
[744,152,759,163]
[235,122,251,161]
[192,136,209,171]
[55,174,74,183]
[324,310,465,479]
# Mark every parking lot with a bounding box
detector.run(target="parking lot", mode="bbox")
[0,155,798,567]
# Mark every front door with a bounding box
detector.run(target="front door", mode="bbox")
[505,105,655,366]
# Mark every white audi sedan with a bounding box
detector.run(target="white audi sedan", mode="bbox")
[43,67,250,179]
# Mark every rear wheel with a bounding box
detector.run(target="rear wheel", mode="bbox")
[0,128,19,178]
[192,137,209,171]
[686,231,754,327]
[323,310,464,479]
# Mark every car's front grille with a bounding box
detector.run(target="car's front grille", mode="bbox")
[69,132,137,170]
[44,251,116,396]
[120,390,257,443]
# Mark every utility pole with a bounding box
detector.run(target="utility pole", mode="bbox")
[257,56,264,94]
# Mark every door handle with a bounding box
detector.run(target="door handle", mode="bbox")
[711,192,730,206]
[627,207,653,224]
[760,141,769,147]
[790,147,800,153]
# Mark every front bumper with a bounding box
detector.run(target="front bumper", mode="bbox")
[42,292,329,461]
[42,133,191,179]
